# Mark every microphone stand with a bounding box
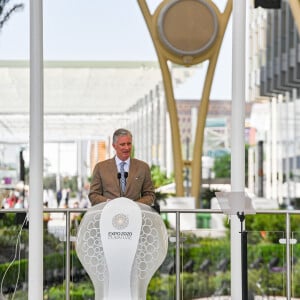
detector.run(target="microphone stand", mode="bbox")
[215,192,255,300]
[237,211,248,300]
[117,173,122,196]
[117,172,128,197]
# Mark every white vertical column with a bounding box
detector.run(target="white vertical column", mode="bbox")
[166,112,173,178]
[133,103,139,158]
[77,141,82,193]
[266,102,272,199]
[277,95,283,205]
[248,147,254,194]
[191,107,197,147]
[292,88,297,203]
[231,0,246,298]
[271,97,278,201]
[255,144,259,195]
[56,143,61,192]
[161,88,168,172]
[155,85,160,166]
[143,96,148,162]
[29,0,44,299]
[147,93,152,164]
[141,99,145,160]
[284,92,291,206]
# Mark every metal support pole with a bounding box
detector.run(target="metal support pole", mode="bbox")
[65,210,71,300]
[231,0,246,298]
[241,230,248,300]
[286,212,291,300]
[185,137,190,196]
[271,97,278,201]
[28,0,44,299]
[175,211,180,300]
[56,143,61,192]
[238,212,248,300]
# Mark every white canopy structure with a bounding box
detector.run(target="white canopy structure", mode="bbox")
[0,60,194,143]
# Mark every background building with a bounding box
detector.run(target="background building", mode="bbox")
[248,0,300,206]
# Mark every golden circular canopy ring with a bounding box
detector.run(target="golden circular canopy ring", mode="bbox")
[157,0,219,57]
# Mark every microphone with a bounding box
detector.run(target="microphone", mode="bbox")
[118,172,128,180]
[117,173,122,196]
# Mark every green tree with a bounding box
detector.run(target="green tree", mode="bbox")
[212,145,249,185]
[43,174,56,191]
[213,153,231,178]
[150,165,173,188]
[151,165,174,203]
[245,213,300,243]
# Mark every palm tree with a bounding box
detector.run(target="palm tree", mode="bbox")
[0,0,24,30]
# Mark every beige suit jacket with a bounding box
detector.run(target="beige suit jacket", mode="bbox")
[88,157,155,206]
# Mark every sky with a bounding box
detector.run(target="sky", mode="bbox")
[0,0,232,72]
[0,0,232,100]
[0,0,233,175]
[0,0,160,60]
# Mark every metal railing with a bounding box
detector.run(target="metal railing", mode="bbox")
[0,207,299,299]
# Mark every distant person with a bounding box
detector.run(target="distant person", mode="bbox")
[56,189,62,208]
[65,188,70,208]
[89,128,155,206]
[71,201,81,228]
[14,196,27,227]
[7,191,17,208]
[42,201,52,229]
[14,198,24,209]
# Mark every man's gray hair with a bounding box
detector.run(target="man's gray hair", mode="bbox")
[113,128,132,144]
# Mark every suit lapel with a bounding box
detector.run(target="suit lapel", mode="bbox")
[127,159,137,187]
[109,157,119,187]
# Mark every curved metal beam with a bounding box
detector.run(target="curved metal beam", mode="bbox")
[137,0,232,206]
[289,0,300,34]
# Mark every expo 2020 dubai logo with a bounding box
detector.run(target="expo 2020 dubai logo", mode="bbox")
[112,213,129,230]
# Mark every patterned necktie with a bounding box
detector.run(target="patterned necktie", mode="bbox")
[120,161,126,193]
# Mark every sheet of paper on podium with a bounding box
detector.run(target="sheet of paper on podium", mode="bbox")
[215,191,256,215]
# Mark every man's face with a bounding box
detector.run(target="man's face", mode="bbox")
[113,135,132,161]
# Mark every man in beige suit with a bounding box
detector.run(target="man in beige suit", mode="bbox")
[89,128,156,206]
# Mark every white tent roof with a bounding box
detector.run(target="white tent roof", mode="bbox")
[0,60,194,142]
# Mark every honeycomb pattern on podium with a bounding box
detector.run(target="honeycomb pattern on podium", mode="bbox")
[79,212,107,281]
[134,213,167,279]
[77,210,168,281]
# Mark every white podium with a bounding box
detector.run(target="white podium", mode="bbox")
[75,197,168,300]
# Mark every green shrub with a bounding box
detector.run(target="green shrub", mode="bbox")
[45,282,94,300]
[1,222,299,299]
